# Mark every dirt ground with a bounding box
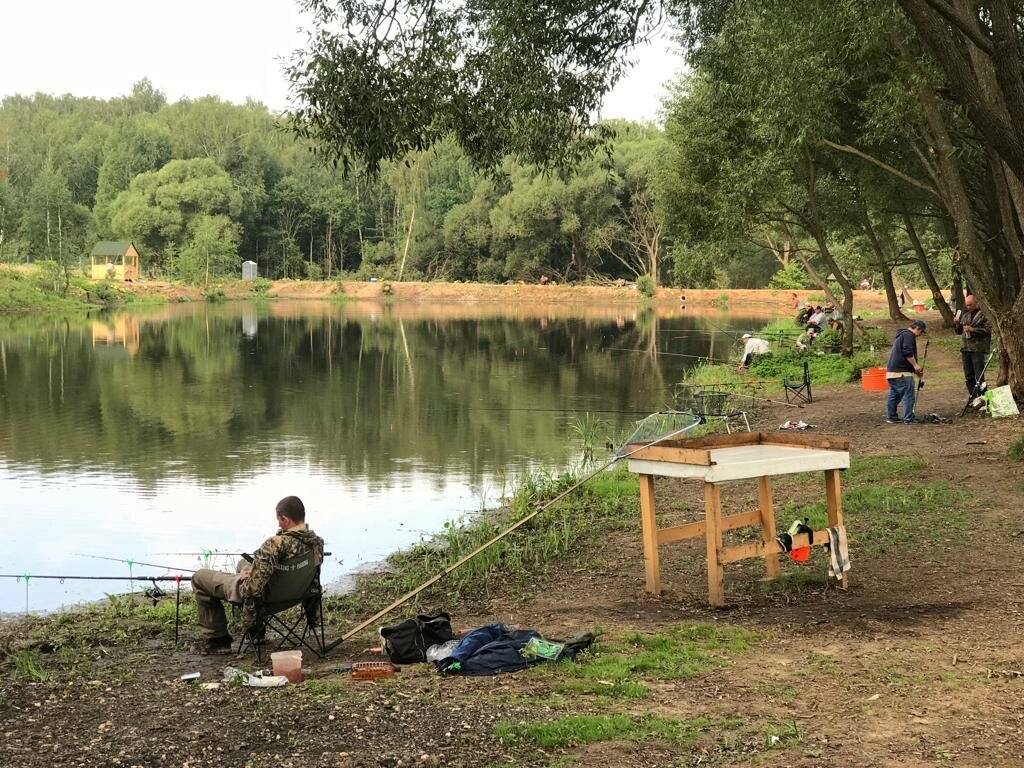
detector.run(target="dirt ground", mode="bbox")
[120,274,917,312]
[2,314,1022,768]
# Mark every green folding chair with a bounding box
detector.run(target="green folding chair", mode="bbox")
[236,549,328,662]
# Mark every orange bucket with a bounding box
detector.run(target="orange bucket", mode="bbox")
[861,366,889,392]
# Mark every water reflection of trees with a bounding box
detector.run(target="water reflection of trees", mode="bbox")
[0,305,754,485]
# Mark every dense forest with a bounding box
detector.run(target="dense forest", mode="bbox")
[0,81,678,286]
[0,78,948,297]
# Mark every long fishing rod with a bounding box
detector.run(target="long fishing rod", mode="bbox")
[1,573,190,643]
[75,554,196,573]
[331,415,704,648]
[603,347,735,364]
[0,574,184,581]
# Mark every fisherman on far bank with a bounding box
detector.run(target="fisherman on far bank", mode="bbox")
[954,293,991,400]
[737,333,770,372]
[191,496,325,654]
[885,319,927,425]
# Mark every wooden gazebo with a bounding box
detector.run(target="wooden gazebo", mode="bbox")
[90,241,140,281]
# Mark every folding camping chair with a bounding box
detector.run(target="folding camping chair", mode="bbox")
[236,550,328,663]
[783,361,813,404]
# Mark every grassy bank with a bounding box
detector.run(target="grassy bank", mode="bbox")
[0,265,166,313]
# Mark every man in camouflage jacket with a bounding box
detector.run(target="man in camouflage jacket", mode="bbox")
[191,496,325,653]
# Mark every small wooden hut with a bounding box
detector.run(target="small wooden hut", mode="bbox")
[90,241,140,281]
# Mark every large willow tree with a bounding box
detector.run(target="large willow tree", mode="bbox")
[289,0,1024,394]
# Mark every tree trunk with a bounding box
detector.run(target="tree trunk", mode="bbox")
[880,264,908,322]
[903,212,954,326]
[951,269,964,311]
[859,207,908,321]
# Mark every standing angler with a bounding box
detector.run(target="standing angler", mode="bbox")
[885,320,927,424]
[191,496,325,653]
[954,294,991,400]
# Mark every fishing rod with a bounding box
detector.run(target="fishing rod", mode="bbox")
[0,574,184,581]
[330,415,705,648]
[603,347,735,364]
[1,573,190,643]
[960,348,998,417]
[76,554,196,573]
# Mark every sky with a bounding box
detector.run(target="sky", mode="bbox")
[0,0,681,123]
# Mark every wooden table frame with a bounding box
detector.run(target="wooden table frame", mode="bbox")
[627,432,850,607]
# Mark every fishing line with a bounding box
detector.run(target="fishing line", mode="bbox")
[602,347,735,364]
[75,554,196,573]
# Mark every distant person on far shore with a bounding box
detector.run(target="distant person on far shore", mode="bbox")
[737,333,770,371]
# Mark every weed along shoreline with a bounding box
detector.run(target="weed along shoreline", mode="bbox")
[3,315,1024,766]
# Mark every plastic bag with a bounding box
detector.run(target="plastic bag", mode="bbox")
[426,639,460,663]
[986,385,1020,419]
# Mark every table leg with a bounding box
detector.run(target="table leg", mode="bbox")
[704,482,725,607]
[825,469,848,589]
[638,474,661,594]
[757,476,780,580]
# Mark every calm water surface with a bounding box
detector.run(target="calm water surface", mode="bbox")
[0,300,768,611]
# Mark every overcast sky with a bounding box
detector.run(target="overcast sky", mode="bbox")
[0,0,681,123]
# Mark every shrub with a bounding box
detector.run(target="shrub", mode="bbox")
[204,287,226,303]
[306,262,323,281]
[636,274,655,298]
[250,277,272,296]
[748,349,879,384]
[767,262,810,289]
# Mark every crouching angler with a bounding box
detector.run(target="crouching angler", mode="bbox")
[191,495,325,654]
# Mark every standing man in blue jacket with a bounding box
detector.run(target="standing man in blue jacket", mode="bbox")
[885,320,927,424]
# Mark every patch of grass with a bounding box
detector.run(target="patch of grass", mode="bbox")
[555,623,753,696]
[778,455,967,557]
[748,349,880,385]
[8,649,49,681]
[494,713,717,748]
[204,287,227,303]
[1010,436,1024,461]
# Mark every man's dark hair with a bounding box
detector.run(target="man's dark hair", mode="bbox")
[276,496,306,522]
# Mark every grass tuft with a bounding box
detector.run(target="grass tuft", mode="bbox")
[1010,436,1024,462]
[494,713,717,748]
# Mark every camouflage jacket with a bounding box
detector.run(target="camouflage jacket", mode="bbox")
[239,524,324,630]
[954,308,991,353]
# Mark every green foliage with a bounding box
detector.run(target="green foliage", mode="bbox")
[768,262,810,289]
[635,274,655,298]
[748,350,880,385]
[203,287,226,303]
[250,276,272,296]
[494,714,716,748]
[0,268,93,313]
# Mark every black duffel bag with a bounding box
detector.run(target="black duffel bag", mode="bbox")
[379,612,455,664]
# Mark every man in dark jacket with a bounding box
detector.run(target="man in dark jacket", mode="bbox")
[954,294,991,397]
[885,320,927,424]
[191,496,324,653]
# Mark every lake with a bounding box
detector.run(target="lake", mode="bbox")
[0,299,770,612]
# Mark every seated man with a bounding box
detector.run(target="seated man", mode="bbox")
[191,496,325,654]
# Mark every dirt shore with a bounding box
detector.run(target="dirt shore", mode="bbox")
[3,315,1021,768]
[124,277,932,313]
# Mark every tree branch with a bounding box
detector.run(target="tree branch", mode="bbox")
[822,139,940,198]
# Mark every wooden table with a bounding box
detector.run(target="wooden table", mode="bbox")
[625,432,851,606]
